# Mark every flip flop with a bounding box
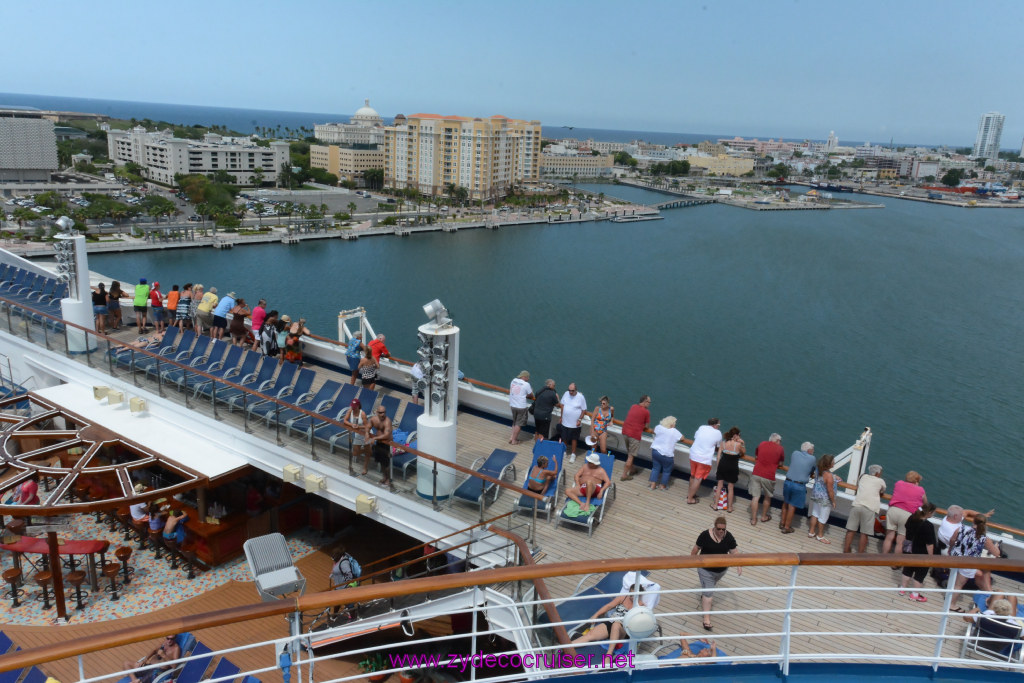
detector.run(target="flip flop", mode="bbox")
[702,622,713,631]
[760,515,772,523]
[817,536,832,544]
[781,528,795,534]
[750,519,757,526]
[686,497,700,505]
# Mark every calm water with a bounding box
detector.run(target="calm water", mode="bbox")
[89,186,1024,519]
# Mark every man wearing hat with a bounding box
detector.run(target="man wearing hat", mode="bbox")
[132,278,151,333]
[195,286,218,335]
[566,451,610,513]
[210,291,236,340]
[508,370,533,445]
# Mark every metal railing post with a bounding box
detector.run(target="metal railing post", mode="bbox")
[432,461,439,510]
[84,331,92,366]
[108,340,114,375]
[310,423,318,461]
[780,565,799,676]
[183,370,190,408]
[212,382,220,420]
[42,318,49,349]
[469,586,479,682]
[933,568,960,672]
[275,403,282,446]
[5,305,10,334]
[347,433,354,475]
[155,358,163,395]
[131,350,139,385]
[243,393,250,433]
[531,500,538,545]
[23,314,31,341]
[77,654,84,683]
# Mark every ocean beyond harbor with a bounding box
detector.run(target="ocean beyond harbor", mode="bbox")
[89,183,1024,518]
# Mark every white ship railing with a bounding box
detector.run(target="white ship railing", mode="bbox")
[3,554,1024,682]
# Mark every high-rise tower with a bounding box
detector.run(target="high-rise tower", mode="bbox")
[973,111,1005,159]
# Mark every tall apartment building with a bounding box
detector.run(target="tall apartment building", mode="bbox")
[383,113,541,200]
[309,144,385,185]
[973,111,1005,159]
[0,117,58,182]
[107,127,289,185]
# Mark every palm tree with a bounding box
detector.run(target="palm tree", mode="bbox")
[347,201,357,216]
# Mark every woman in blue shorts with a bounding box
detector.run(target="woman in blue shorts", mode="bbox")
[92,283,109,334]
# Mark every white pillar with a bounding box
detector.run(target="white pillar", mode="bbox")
[56,234,96,353]
[415,322,459,501]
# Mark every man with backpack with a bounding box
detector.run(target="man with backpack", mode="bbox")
[330,549,362,588]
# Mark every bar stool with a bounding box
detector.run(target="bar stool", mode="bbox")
[102,562,121,601]
[114,546,135,585]
[181,547,197,580]
[3,567,24,608]
[148,529,163,560]
[116,511,133,542]
[163,537,180,570]
[67,570,89,610]
[131,518,148,550]
[34,570,53,610]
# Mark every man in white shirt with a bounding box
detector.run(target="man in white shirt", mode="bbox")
[686,418,721,505]
[558,382,587,463]
[508,370,533,444]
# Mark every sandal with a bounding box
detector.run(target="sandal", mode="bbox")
[702,622,713,631]
[808,531,816,538]
[816,536,832,544]
[781,528,795,534]
[686,497,700,505]
[760,515,772,523]
[909,593,928,603]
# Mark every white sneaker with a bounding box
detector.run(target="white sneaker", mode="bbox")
[569,453,576,464]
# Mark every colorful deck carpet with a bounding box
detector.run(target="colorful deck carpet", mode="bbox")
[0,512,327,626]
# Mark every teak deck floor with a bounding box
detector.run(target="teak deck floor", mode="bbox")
[4,329,1019,678]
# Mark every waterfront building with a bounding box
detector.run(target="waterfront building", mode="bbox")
[539,152,613,178]
[973,111,1005,160]
[687,154,755,176]
[309,144,385,185]
[383,113,541,200]
[697,141,726,155]
[719,136,796,156]
[0,116,59,182]
[107,127,289,185]
[313,99,385,147]
[588,139,627,154]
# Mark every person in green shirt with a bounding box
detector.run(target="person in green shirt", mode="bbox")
[132,278,151,333]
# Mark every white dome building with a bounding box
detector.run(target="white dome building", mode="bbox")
[351,99,383,128]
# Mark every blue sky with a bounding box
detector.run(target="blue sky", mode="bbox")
[4,0,1024,146]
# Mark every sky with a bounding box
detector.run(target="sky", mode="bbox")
[4,0,1024,146]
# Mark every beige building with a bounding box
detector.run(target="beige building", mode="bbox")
[540,153,614,178]
[310,145,385,185]
[384,113,541,200]
[313,99,385,147]
[688,155,755,176]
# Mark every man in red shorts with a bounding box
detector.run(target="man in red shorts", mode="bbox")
[566,452,610,513]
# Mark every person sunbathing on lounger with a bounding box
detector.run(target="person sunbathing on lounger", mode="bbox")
[123,635,181,683]
[674,633,718,659]
[570,592,636,655]
[566,452,610,513]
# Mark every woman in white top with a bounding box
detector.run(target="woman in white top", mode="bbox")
[649,416,686,491]
[342,398,369,475]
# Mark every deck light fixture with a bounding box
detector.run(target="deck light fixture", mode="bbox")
[304,473,326,493]
[282,464,303,483]
[422,299,450,326]
[93,386,110,400]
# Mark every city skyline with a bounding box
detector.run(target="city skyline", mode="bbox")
[3,0,1024,147]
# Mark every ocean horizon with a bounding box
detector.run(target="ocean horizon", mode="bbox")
[0,91,945,149]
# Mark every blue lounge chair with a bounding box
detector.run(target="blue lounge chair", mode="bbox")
[134,329,191,377]
[161,338,224,388]
[356,386,379,411]
[110,326,178,368]
[246,367,315,422]
[227,361,297,412]
[390,404,425,480]
[150,334,210,381]
[379,394,401,420]
[192,347,253,398]
[0,647,22,683]
[276,379,342,433]
[450,448,517,515]
[215,362,277,410]
[656,639,727,660]
[515,440,566,522]
[295,383,358,439]
[21,668,46,683]
[174,340,234,392]
[240,677,262,683]
[0,630,11,654]
[536,571,637,634]
[170,642,212,683]
[556,451,617,537]
[206,658,240,683]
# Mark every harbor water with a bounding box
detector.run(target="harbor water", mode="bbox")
[89,184,1024,520]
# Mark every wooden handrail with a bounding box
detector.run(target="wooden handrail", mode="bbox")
[4,552,1023,672]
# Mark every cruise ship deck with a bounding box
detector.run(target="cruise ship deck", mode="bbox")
[1,271,1023,682]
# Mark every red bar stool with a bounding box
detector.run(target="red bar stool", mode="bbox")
[3,567,24,608]
[102,562,121,601]
[163,537,180,570]
[148,529,163,559]
[34,570,53,610]
[114,545,135,585]
[67,570,89,610]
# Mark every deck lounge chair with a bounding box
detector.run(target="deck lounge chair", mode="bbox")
[555,451,616,536]
[243,532,305,602]
[450,448,517,516]
[110,326,178,368]
[390,404,425,480]
[655,639,728,660]
[206,658,240,683]
[161,338,226,388]
[514,440,566,522]
[378,394,401,420]
[0,647,21,683]
[274,379,342,431]
[150,334,210,381]
[191,347,253,398]
[227,361,298,412]
[536,571,639,633]
[20,668,46,683]
[168,642,213,683]
[293,383,357,439]
[309,386,380,452]
[214,362,277,410]
[0,630,11,655]
[134,329,191,377]
[960,614,1024,663]
[179,343,238,393]
[246,367,315,422]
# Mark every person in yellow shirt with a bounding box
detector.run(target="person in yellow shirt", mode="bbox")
[195,286,218,336]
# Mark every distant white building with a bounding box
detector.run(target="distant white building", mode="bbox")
[0,117,58,182]
[973,111,1004,160]
[107,127,289,185]
[826,131,839,152]
[314,99,385,147]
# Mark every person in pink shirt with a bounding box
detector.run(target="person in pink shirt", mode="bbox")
[250,299,267,351]
[881,470,928,560]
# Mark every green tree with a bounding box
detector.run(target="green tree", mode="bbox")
[364,168,384,190]
[940,169,965,187]
[249,167,264,188]
[143,196,176,223]
[613,151,637,167]
[347,202,357,216]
